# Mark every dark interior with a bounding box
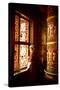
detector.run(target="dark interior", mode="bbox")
[8,3,58,87]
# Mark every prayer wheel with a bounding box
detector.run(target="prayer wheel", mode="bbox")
[44,6,58,80]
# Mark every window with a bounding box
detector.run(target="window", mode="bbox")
[14,11,34,75]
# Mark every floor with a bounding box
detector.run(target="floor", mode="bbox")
[12,67,58,87]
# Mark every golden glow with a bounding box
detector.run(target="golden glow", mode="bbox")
[15,15,19,41]
[47,16,56,22]
[29,45,34,61]
[30,21,34,44]
[14,44,19,71]
[20,18,29,42]
[47,22,56,42]
[47,42,56,44]
[14,14,33,74]
[46,16,57,74]
[19,45,28,69]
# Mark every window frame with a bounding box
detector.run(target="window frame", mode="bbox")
[14,11,32,75]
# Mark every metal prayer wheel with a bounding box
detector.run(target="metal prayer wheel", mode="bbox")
[44,14,58,80]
